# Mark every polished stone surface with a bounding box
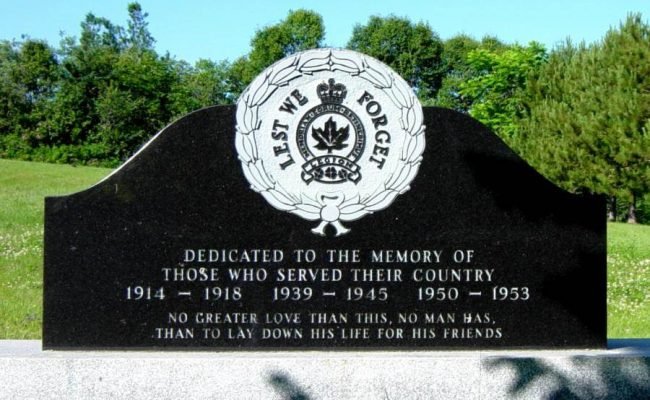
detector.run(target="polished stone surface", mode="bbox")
[44,106,606,349]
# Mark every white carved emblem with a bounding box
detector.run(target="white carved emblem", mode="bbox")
[235,48,425,236]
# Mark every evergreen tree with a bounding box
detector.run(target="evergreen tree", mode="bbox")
[518,15,650,222]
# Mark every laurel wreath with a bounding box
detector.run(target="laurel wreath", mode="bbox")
[235,49,425,231]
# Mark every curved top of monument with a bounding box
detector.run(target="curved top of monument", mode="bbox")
[235,48,426,236]
[45,49,603,240]
[46,103,603,238]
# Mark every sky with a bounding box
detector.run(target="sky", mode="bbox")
[2,0,649,64]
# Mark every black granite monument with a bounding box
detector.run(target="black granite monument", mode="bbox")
[43,49,606,350]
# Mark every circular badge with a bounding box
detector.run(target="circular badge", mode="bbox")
[235,48,425,236]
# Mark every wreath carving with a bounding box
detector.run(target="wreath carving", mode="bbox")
[235,49,425,236]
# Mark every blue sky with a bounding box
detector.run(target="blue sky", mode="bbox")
[2,0,649,63]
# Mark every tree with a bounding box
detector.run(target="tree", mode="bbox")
[33,2,178,165]
[0,40,26,156]
[13,40,59,103]
[0,2,242,165]
[433,34,480,110]
[434,35,508,110]
[79,13,124,51]
[169,58,234,117]
[347,16,443,100]
[518,14,650,222]
[0,39,59,155]
[126,2,154,50]
[459,42,547,142]
[230,9,324,95]
[93,48,176,160]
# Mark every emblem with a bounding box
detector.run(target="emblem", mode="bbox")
[235,49,425,236]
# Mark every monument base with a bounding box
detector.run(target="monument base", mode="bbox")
[1,340,649,399]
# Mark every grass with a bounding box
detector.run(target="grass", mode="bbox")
[0,158,649,339]
[608,222,650,338]
[0,159,111,338]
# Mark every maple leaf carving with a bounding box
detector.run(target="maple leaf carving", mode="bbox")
[312,116,349,153]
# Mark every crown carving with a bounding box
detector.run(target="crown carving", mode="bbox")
[317,79,347,104]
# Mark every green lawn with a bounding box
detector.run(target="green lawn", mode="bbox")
[0,159,111,338]
[0,158,649,339]
[608,222,650,337]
